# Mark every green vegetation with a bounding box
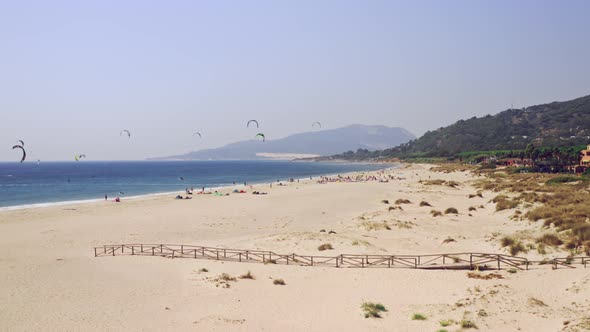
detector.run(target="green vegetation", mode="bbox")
[361,302,387,318]
[328,94,590,163]
[440,319,454,327]
[411,313,427,320]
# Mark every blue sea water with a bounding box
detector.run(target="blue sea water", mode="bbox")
[0,161,388,209]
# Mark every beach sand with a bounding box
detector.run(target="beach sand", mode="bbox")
[1,164,589,331]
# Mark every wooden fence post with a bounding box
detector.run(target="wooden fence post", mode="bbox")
[497,256,500,270]
[94,248,97,257]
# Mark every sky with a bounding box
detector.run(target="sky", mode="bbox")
[1,0,589,161]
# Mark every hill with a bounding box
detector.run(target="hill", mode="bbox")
[329,94,590,160]
[153,125,415,160]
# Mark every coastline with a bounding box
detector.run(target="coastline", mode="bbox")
[0,161,394,212]
[1,163,588,331]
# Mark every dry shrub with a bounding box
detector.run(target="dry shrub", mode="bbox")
[528,297,548,307]
[239,271,255,279]
[446,180,460,188]
[468,206,477,211]
[442,237,456,244]
[467,272,504,280]
[431,210,443,217]
[430,164,475,173]
[273,279,286,285]
[361,221,391,231]
[381,199,389,204]
[422,179,446,186]
[361,302,387,318]
[419,201,432,207]
[211,273,237,288]
[444,207,458,214]
[388,206,403,211]
[509,242,526,256]
[492,195,519,211]
[318,243,333,251]
[501,236,515,247]
[536,233,563,246]
[395,198,412,204]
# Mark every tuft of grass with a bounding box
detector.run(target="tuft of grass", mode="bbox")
[318,243,333,251]
[528,297,547,307]
[239,271,255,279]
[437,330,449,332]
[442,237,456,244]
[273,278,286,285]
[460,320,478,329]
[444,207,459,214]
[493,195,519,211]
[352,240,360,246]
[419,201,432,207]
[395,198,412,205]
[509,242,526,256]
[381,199,389,204]
[199,268,209,273]
[468,206,477,211]
[422,179,446,186]
[411,313,427,320]
[536,233,563,246]
[545,176,582,185]
[431,210,443,217]
[361,302,387,318]
[500,236,515,247]
[477,309,488,317]
[507,268,517,274]
[264,259,277,264]
[440,319,454,327]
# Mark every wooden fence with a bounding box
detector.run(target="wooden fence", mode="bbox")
[94,244,588,270]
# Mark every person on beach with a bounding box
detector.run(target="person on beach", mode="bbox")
[104,194,107,201]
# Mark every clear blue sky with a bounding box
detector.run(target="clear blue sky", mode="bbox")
[1,0,589,161]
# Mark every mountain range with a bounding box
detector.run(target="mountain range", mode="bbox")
[153,125,415,160]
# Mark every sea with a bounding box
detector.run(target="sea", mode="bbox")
[0,160,389,210]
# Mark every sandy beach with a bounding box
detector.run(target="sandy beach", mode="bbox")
[1,163,589,331]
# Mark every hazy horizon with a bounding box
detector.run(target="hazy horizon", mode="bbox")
[2,0,590,161]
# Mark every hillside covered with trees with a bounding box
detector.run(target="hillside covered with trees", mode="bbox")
[330,94,590,161]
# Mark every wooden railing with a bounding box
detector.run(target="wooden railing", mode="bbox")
[93,244,589,270]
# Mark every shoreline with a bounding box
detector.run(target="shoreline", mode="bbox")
[0,164,397,212]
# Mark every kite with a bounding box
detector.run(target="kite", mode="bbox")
[193,132,202,138]
[12,145,26,163]
[312,122,322,128]
[120,130,131,138]
[255,133,266,142]
[247,120,259,128]
[75,154,86,162]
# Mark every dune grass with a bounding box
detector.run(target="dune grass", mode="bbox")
[411,313,427,320]
[395,198,412,205]
[361,302,387,318]
[318,243,333,251]
[444,207,459,214]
